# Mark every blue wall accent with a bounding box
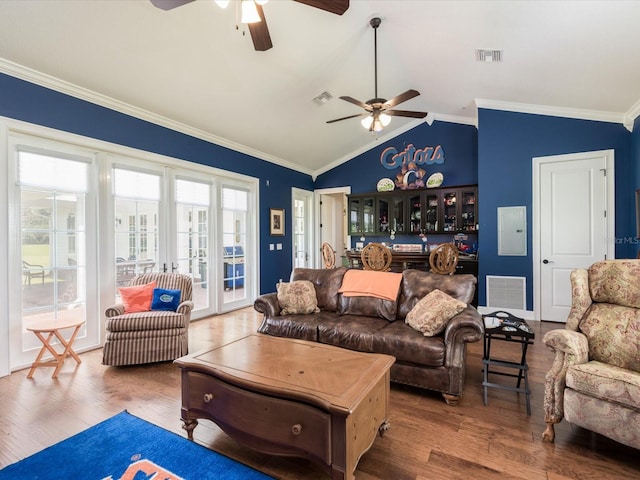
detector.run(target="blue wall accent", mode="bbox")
[635,115,640,191]
[0,73,313,294]
[477,108,634,310]
[3,72,638,307]
[316,121,479,248]
[317,121,478,192]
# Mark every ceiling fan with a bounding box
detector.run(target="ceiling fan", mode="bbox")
[150,0,349,51]
[327,17,428,132]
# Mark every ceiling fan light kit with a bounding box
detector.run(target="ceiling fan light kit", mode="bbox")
[240,0,262,24]
[151,0,349,51]
[327,17,428,133]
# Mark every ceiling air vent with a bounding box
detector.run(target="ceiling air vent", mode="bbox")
[476,49,503,63]
[313,91,333,105]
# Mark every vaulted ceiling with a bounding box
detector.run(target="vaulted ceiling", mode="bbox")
[1,1,639,176]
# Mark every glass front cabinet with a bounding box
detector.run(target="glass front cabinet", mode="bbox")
[348,195,376,235]
[348,185,477,235]
[377,193,406,234]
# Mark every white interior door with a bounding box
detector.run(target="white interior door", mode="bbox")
[534,150,614,322]
[319,193,347,267]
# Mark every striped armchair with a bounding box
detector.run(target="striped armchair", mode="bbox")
[103,273,194,366]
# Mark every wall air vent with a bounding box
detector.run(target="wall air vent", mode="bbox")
[476,49,503,63]
[486,275,526,312]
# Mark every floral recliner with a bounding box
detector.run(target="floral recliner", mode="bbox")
[542,260,640,449]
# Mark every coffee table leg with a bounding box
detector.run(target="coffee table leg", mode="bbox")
[182,418,198,440]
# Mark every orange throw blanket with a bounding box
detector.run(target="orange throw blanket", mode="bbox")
[338,269,402,301]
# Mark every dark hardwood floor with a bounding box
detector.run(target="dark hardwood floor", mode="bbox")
[1,308,638,479]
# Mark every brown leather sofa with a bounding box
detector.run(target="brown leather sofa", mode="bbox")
[254,267,484,405]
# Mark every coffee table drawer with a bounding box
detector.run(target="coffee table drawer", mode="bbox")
[187,372,331,464]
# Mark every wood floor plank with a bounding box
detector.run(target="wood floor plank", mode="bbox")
[1,309,638,479]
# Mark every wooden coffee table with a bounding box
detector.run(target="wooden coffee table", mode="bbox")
[175,334,395,480]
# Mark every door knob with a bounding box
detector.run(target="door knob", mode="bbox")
[542,259,552,264]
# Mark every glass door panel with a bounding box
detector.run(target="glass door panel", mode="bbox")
[293,198,306,267]
[409,194,423,233]
[349,197,361,234]
[461,189,477,231]
[222,187,247,305]
[14,151,93,368]
[378,197,390,233]
[443,191,457,232]
[113,169,160,295]
[175,178,210,313]
[362,197,375,234]
[425,193,438,233]
[391,196,405,233]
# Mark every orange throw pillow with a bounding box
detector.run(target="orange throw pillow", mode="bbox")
[118,281,157,313]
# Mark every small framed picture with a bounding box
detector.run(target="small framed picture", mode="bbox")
[270,208,285,236]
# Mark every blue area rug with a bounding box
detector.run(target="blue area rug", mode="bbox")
[0,411,273,480]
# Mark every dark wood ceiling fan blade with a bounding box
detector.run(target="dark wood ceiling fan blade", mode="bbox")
[339,96,372,110]
[293,0,349,15]
[386,110,428,118]
[247,4,273,51]
[384,89,420,109]
[149,0,195,11]
[327,112,368,124]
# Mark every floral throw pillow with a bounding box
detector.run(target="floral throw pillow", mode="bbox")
[277,280,320,315]
[405,289,467,336]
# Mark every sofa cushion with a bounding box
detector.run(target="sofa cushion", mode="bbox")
[372,321,445,367]
[318,315,389,352]
[588,260,640,308]
[337,295,397,322]
[567,360,640,410]
[291,267,347,312]
[579,303,640,372]
[405,289,467,336]
[258,313,327,341]
[277,280,320,315]
[397,269,476,320]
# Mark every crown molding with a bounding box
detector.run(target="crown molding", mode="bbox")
[0,57,314,176]
[475,98,629,129]
[625,98,640,132]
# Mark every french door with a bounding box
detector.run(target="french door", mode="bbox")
[293,188,314,268]
[111,163,217,318]
[4,126,258,374]
[9,140,99,370]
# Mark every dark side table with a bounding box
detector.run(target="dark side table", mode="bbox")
[482,311,535,415]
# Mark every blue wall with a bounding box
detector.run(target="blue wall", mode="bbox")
[0,73,313,294]
[635,116,640,191]
[3,72,638,305]
[316,121,478,246]
[477,108,635,310]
